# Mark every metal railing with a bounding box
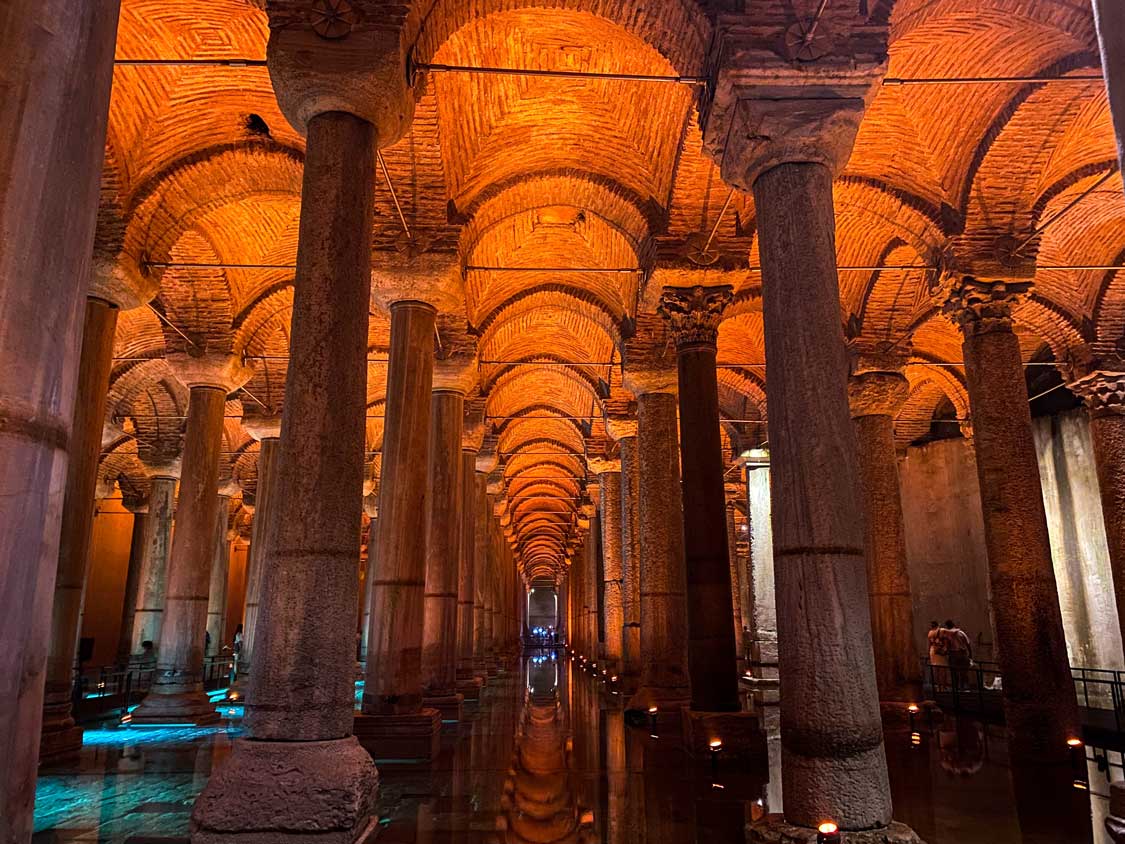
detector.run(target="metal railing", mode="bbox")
[71,653,237,723]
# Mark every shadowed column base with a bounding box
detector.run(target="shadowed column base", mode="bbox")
[681,709,767,763]
[39,688,84,762]
[748,816,924,843]
[353,709,441,762]
[422,692,464,722]
[455,676,483,700]
[191,737,379,844]
[130,688,220,726]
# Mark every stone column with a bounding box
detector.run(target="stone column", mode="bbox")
[40,297,120,760]
[612,423,642,690]
[591,459,624,674]
[1094,0,1125,192]
[943,277,1081,761]
[724,493,745,659]
[848,356,923,708]
[581,495,601,659]
[129,472,178,655]
[356,300,443,757]
[0,3,121,832]
[473,471,490,678]
[236,421,280,693]
[421,387,465,720]
[192,104,390,841]
[627,385,691,712]
[1071,371,1125,654]
[116,504,149,665]
[748,160,892,830]
[659,285,740,713]
[205,491,234,656]
[456,448,482,696]
[133,356,249,725]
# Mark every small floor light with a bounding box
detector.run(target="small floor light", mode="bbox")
[817,821,841,844]
[709,738,722,775]
[648,705,658,736]
[1068,737,1086,779]
[907,703,919,732]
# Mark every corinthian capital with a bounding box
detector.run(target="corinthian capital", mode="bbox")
[848,370,909,419]
[658,285,733,350]
[1070,369,1125,417]
[938,276,1031,338]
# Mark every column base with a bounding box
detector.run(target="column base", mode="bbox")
[39,721,84,763]
[455,676,483,701]
[681,709,767,763]
[353,709,441,762]
[422,693,464,722]
[130,690,221,726]
[747,815,924,843]
[190,736,379,844]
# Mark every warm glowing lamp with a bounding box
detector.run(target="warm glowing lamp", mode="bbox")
[817,822,841,844]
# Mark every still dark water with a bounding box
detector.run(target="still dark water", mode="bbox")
[33,656,1112,842]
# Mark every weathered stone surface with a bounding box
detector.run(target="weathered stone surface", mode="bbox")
[353,709,442,762]
[747,816,923,844]
[191,737,379,844]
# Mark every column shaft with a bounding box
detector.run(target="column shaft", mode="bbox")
[40,298,119,756]
[633,392,691,707]
[959,310,1080,760]
[585,518,600,656]
[725,503,745,658]
[600,471,624,670]
[457,450,477,680]
[241,436,280,679]
[363,301,436,714]
[473,473,489,673]
[205,496,232,655]
[1094,0,1125,190]
[421,389,464,696]
[853,411,922,705]
[116,511,149,664]
[1090,413,1125,652]
[0,2,120,834]
[675,340,739,712]
[619,437,642,685]
[130,476,177,653]
[133,385,227,723]
[753,162,889,829]
[192,110,379,842]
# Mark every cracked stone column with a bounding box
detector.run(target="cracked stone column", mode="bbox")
[590,458,623,675]
[0,3,121,835]
[192,18,414,837]
[660,285,740,713]
[235,416,281,695]
[848,354,923,709]
[942,277,1081,761]
[1071,370,1125,653]
[129,469,179,655]
[608,417,642,690]
[421,384,466,721]
[39,297,121,760]
[357,299,441,756]
[132,355,250,725]
[205,488,236,656]
[626,378,691,712]
[456,444,483,697]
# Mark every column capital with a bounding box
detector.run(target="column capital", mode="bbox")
[938,276,1032,338]
[586,456,622,475]
[242,410,282,441]
[848,370,909,419]
[89,250,158,311]
[432,357,477,393]
[700,14,887,191]
[166,352,254,393]
[265,2,415,141]
[622,368,677,397]
[1070,369,1125,417]
[658,284,733,350]
[604,414,638,442]
[372,254,461,313]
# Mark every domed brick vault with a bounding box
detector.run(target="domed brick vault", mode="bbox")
[6,0,1125,841]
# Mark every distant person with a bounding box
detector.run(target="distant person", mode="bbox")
[943,619,973,688]
[139,640,155,663]
[928,621,949,686]
[205,629,212,655]
[233,624,244,655]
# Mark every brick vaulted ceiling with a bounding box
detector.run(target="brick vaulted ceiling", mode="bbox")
[98,0,1122,581]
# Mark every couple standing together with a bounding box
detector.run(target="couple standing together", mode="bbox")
[928,620,973,685]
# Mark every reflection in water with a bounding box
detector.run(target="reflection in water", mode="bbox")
[31,658,1117,843]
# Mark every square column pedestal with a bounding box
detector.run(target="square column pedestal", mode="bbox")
[422,693,464,722]
[747,817,922,844]
[190,737,379,844]
[681,708,767,764]
[353,709,441,762]
[456,677,483,701]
